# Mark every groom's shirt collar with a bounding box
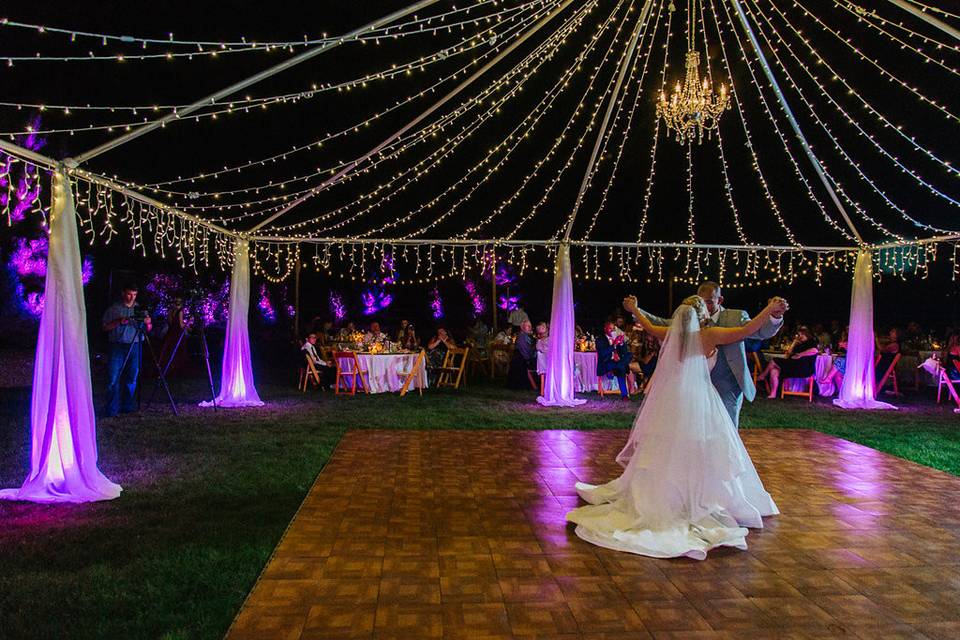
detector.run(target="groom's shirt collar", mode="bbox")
[710,307,723,325]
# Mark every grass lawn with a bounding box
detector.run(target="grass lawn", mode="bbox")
[0,374,957,640]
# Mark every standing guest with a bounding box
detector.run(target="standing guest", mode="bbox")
[508,304,530,330]
[363,321,389,346]
[302,333,335,389]
[427,327,458,383]
[400,324,420,351]
[535,322,550,354]
[903,321,923,352]
[395,319,411,342]
[507,320,537,389]
[319,320,334,345]
[758,326,818,398]
[102,282,152,417]
[596,320,635,399]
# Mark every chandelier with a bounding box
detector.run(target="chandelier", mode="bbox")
[656,1,730,144]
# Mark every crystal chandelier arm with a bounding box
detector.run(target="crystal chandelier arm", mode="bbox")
[562,0,656,242]
[727,0,864,245]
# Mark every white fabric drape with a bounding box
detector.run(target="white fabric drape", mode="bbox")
[202,239,264,407]
[538,244,586,407]
[1,169,121,503]
[834,250,896,410]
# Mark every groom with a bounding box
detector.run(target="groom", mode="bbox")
[629,282,787,427]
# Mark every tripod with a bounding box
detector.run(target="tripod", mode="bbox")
[111,319,178,416]
[147,321,218,410]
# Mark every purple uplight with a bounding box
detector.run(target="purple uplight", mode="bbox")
[329,291,347,322]
[463,280,485,317]
[498,294,520,311]
[9,237,49,277]
[8,236,93,317]
[286,304,295,319]
[430,287,444,319]
[361,288,393,315]
[257,284,276,323]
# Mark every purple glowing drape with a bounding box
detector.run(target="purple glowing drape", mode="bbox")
[201,239,263,408]
[538,244,586,407]
[834,250,896,411]
[1,169,121,503]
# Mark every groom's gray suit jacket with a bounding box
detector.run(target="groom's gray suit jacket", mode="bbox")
[638,307,782,402]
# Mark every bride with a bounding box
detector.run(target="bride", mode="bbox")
[566,294,784,560]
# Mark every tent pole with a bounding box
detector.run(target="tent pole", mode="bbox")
[729,0,864,244]
[561,0,653,242]
[248,0,578,233]
[884,0,960,43]
[70,0,445,166]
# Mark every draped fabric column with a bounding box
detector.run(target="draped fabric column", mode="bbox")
[202,239,264,407]
[1,169,122,503]
[538,244,586,407]
[833,250,896,410]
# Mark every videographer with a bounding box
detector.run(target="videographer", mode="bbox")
[102,282,152,417]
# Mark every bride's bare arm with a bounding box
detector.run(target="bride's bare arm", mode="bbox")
[703,301,783,350]
[624,297,668,341]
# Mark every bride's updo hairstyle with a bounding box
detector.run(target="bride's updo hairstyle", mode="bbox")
[681,295,709,326]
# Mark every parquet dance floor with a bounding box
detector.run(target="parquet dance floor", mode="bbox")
[228,429,960,639]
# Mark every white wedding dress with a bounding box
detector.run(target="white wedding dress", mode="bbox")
[566,304,778,560]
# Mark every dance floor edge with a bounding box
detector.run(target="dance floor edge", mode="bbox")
[226,429,960,640]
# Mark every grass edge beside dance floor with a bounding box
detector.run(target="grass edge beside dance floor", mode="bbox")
[0,380,957,640]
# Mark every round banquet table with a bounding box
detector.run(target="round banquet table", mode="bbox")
[336,352,427,394]
[536,350,620,393]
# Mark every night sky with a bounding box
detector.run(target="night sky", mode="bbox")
[1,1,958,335]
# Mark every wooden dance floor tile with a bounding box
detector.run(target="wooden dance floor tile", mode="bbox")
[227,429,960,639]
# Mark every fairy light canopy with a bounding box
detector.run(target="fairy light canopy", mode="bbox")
[0,0,958,286]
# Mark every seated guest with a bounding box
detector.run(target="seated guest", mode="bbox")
[400,324,420,351]
[758,326,819,398]
[469,318,490,343]
[363,321,389,345]
[507,320,537,390]
[427,327,457,383]
[319,320,334,345]
[395,319,411,342]
[493,324,515,344]
[637,331,659,380]
[942,333,960,381]
[338,321,357,339]
[535,322,550,354]
[875,326,901,389]
[575,324,586,340]
[596,320,636,399]
[824,330,848,391]
[903,321,923,353]
[302,333,335,389]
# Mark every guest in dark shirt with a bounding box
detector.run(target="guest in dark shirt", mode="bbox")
[757,326,818,398]
[507,320,537,390]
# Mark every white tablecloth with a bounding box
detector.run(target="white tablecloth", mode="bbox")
[536,351,620,393]
[774,353,835,397]
[336,353,427,394]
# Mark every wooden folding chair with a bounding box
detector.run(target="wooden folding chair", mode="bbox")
[875,352,901,397]
[435,347,469,390]
[398,350,426,397]
[300,353,323,392]
[937,367,960,410]
[333,351,368,396]
[781,375,815,402]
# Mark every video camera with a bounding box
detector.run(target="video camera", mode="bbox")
[131,306,149,322]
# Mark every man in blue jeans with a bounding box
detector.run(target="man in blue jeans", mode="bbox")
[102,283,151,417]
